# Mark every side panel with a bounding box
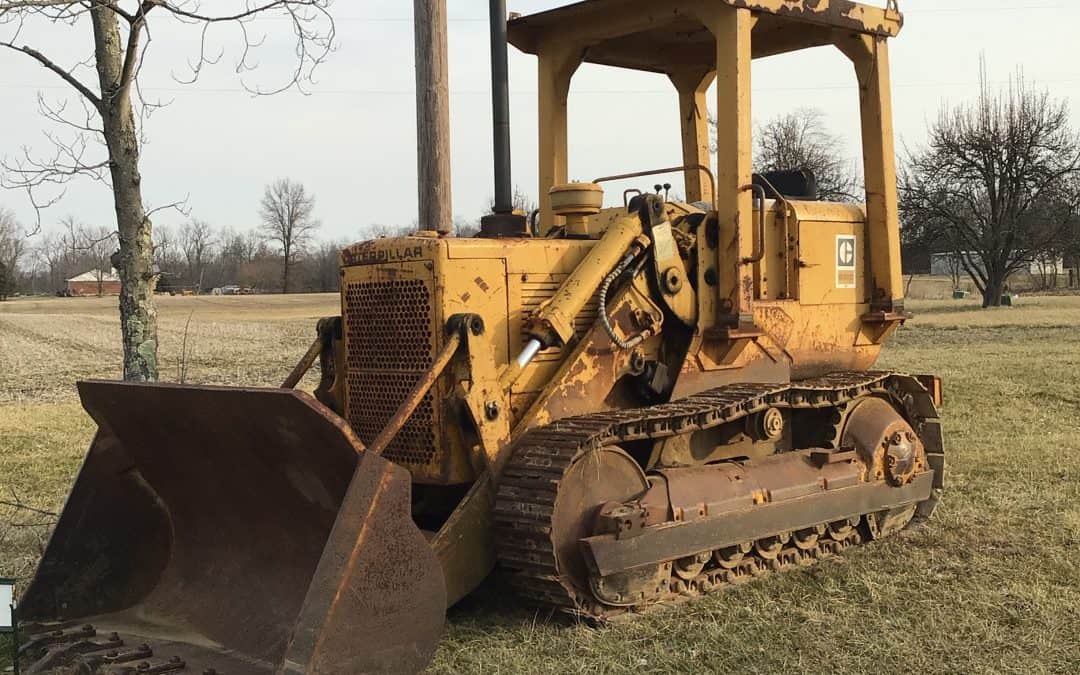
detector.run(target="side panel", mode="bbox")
[797,217,867,306]
[341,237,598,486]
[342,258,467,484]
[753,301,881,379]
[435,256,510,482]
[446,238,596,424]
[678,200,883,396]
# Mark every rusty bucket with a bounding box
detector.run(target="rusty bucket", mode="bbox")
[18,381,445,674]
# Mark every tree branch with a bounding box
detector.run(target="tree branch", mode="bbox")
[0,40,101,107]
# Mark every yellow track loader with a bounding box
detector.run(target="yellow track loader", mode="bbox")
[19,1,943,673]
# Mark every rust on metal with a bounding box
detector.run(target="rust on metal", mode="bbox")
[495,372,942,619]
[582,472,932,577]
[20,381,444,674]
[739,183,768,264]
[281,334,325,389]
[21,0,943,668]
[366,330,461,456]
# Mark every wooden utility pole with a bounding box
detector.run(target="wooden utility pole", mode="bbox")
[414,0,453,234]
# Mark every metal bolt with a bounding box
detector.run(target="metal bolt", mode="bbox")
[484,401,500,421]
[662,267,683,293]
[759,407,784,440]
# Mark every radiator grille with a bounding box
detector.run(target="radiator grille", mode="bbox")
[344,278,437,466]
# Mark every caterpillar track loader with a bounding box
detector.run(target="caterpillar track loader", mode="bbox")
[19,1,943,673]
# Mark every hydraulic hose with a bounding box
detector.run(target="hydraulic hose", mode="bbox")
[599,252,649,350]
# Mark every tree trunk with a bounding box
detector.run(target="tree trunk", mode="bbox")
[983,272,1005,308]
[282,256,291,294]
[92,8,159,381]
[414,0,453,234]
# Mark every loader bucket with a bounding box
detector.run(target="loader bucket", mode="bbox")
[19,381,445,675]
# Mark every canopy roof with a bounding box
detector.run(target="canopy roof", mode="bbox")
[508,0,903,73]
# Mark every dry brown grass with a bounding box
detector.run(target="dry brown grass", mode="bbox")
[1,293,1079,674]
[0,293,339,403]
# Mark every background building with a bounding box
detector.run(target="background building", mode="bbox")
[66,269,121,296]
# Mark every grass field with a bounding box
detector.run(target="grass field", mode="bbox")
[1,293,1078,673]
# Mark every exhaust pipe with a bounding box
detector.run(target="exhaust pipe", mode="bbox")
[481,0,527,237]
[490,0,512,215]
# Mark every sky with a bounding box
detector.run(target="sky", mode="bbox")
[2,0,1079,245]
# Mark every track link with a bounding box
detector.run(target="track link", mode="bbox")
[494,372,943,619]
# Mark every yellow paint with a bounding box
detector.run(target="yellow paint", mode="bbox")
[334,0,912,608]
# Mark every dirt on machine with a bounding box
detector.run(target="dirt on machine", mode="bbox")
[18,1,943,673]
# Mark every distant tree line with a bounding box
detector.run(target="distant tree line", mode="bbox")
[0,207,25,299]
[6,66,1080,310]
[0,176,543,299]
[1,178,393,298]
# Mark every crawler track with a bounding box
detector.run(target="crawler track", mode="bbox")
[494,372,943,619]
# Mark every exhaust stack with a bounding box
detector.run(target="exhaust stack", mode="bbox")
[490,0,512,215]
[481,0,528,237]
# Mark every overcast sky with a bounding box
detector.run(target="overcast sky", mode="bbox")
[2,0,1079,244]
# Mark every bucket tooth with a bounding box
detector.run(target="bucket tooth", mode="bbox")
[81,643,155,670]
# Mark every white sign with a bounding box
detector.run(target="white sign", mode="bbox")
[0,580,13,632]
[836,235,857,289]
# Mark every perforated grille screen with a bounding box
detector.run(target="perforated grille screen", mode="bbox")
[344,277,438,466]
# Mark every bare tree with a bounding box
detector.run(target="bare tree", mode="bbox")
[442,185,538,239]
[364,223,415,239]
[35,230,66,292]
[0,2,334,380]
[153,224,178,269]
[307,239,344,293]
[488,186,536,216]
[180,219,215,293]
[1063,201,1080,288]
[453,217,479,238]
[0,206,25,299]
[32,216,84,293]
[30,217,118,295]
[83,224,118,297]
[900,69,1080,307]
[152,223,182,292]
[751,108,861,201]
[260,178,319,293]
[213,226,260,287]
